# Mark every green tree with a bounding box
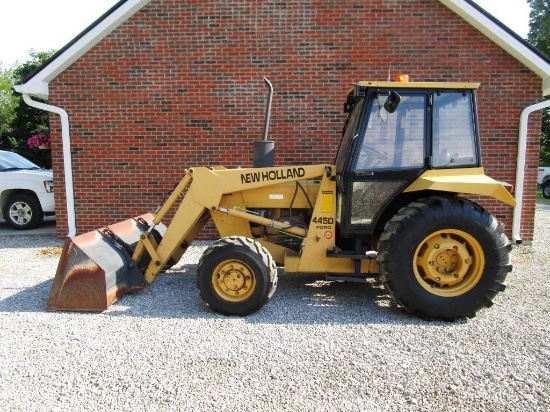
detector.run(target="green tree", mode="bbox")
[527,0,550,165]
[5,50,55,168]
[0,63,18,150]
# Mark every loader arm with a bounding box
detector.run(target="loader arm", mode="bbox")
[135,164,330,284]
[48,164,330,311]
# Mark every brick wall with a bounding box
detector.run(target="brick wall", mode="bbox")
[48,0,542,241]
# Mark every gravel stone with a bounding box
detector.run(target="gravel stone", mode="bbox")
[0,205,549,411]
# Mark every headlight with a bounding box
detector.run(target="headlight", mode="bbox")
[44,181,54,193]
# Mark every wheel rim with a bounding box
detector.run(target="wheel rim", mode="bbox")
[8,201,32,226]
[212,259,256,302]
[413,229,485,297]
[544,185,550,197]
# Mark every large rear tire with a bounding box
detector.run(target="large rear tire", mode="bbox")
[197,236,278,316]
[377,196,512,320]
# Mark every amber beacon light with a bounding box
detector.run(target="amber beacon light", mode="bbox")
[395,74,410,82]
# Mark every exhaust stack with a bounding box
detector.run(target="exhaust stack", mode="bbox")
[253,77,275,168]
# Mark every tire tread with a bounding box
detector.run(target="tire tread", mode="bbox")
[197,236,277,316]
[377,196,512,320]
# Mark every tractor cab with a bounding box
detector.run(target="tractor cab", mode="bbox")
[335,81,482,235]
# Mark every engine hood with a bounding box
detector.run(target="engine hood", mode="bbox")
[0,168,53,192]
[3,168,53,178]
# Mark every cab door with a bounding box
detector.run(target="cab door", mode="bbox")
[339,90,429,235]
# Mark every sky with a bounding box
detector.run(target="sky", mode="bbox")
[0,0,532,69]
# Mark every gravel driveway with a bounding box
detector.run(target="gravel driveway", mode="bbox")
[0,207,549,411]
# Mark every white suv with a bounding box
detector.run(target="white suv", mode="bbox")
[539,167,550,199]
[0,150,55,230]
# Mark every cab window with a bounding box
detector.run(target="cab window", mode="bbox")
[353,94,426,171]
[432,92,478,167]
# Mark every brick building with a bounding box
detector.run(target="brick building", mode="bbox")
[16,0,550,242]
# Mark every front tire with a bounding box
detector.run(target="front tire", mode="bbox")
[197,236,278,316]
[377,196,511,320]
[3,194,44,230]
[542,182,550,199]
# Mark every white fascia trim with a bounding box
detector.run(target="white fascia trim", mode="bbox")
[14,81,49,99]
[17,0,151,99]
[439,0,550,96]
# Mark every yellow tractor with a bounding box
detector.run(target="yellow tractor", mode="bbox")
[48,79,516,320]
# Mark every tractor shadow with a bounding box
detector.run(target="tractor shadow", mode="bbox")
[108,265,421,325]
[0,279,54,313]
[0,263,446,326]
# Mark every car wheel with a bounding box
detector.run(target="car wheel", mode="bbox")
[542,182,550,199]
[3,193,44,230]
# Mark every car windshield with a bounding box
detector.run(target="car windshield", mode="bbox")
[0,151,41,171]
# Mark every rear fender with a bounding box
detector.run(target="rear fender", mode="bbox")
[404,167,516,207]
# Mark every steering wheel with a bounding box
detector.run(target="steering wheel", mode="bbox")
[363,145,388,161]
[357,145,388,169]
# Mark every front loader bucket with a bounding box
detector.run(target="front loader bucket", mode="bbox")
[47,213,165,312]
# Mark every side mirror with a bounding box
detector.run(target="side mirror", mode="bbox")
[384,91,401,113]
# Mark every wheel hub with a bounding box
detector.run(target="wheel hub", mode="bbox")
[434,249,458,273]
[427,243,467,284]
[10,203,32,224]
[414,230,485,297]
[212,260,256,302]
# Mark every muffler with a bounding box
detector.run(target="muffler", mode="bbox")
[47,213,165,311]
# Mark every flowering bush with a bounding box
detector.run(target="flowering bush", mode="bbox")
[27,132,51,148]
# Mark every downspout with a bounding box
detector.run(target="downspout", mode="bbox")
[21,94,77,238]
[513,99,550,244]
